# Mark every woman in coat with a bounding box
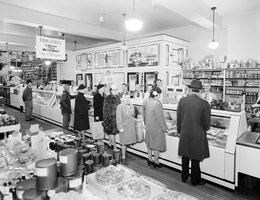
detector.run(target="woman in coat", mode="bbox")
[103,84,121,150]
[142,87,167,168]
[74,84,90,139]
[93,84,105,121]
[116,91,137,165]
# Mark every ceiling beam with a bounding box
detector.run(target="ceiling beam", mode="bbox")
[0,2,122,41]
[157,0,221,29]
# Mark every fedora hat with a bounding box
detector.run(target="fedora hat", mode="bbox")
[189,80,202,89]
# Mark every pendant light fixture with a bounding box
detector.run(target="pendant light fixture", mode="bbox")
[208,7,219,49]
[121,13,128,51]
[125,0,143,32]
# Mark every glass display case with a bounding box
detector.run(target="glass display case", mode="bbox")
[134,104,231,149]
[130,100,247,189]
[32,90,55,107]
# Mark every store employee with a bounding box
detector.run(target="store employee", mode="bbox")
[201,83,217,104]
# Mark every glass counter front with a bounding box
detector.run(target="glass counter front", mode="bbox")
[134,104,231,149]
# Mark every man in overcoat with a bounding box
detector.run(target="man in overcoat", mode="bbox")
[177,79,211,185]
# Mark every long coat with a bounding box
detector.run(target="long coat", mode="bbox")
[103,94,121,135]
[116,103,137,145]
[177,94,211,161]
[74,93,90,131]
[142,98,167,152]
[93,92,104,121]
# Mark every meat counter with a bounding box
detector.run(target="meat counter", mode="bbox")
[117,100,247,189]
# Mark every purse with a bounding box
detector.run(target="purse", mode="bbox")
[135,120,144,143]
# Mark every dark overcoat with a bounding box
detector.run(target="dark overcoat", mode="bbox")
[177,94,211,161]
[93,92,104,121]
[74,93,90,131]
[103,94,121,135]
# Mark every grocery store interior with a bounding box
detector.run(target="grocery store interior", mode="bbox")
[0,0,260,199]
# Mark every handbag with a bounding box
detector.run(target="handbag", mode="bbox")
[101,121,112,133]
[91,121,104,140]
[135,120,144,143]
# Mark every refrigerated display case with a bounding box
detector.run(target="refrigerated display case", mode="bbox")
[119,100,247,189]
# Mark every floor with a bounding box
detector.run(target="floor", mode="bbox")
[4,106,260,200]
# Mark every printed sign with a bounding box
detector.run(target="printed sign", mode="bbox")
[36,36,65,60]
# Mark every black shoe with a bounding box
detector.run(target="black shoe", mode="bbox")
[153,162,162,168]
[147,159,153,166]
[181,175,189,183]
[191,179,206,186]
[121,158,128,165]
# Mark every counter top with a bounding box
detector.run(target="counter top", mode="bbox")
[237,131,260,149]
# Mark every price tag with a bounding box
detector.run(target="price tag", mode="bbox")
[59,156,68,164]
[36,167,48,177]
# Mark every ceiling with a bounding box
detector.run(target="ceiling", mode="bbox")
[0,0,259,51]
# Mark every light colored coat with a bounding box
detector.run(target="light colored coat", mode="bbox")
[116,103,137,145]
[142,98,167,152]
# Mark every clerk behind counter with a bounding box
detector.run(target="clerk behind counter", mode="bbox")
[200,83,217,104]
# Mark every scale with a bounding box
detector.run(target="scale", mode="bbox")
[166,85,189,102]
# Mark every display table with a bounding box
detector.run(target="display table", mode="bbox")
[82,164,198,200]
[235,131,260,186]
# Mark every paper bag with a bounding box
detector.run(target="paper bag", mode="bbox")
[135,120,144,143]
[91,121,105,140]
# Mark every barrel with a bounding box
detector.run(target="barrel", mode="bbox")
[59,148,78,176]
[35,158,57,191]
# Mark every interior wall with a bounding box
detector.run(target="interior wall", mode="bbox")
[154,25,227,62]
[60,50,75,81]
[223,8,260,61]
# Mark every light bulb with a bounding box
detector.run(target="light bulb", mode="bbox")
[125,18,143,32]
[208,40,219,49]
[121,42,128,51]
[45,60,51,65]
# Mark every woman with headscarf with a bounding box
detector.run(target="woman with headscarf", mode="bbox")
[142,86,167,168]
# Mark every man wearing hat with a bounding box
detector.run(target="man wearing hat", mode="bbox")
[93,84,105,121]
[22,79,34,121]
[60,82,76,130]
[74,84,90,139]
[177,79,211,185]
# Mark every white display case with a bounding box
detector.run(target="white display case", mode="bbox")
[120,100,247,189]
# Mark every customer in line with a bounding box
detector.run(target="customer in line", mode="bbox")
[103,84,121,150]
[144,84,153,100]
[177,79,211,185]
[93,84,105,122]
[74,84,90,140]
[116,91,137,165]
[22,79,34,121]
[142,86,167,168]
[60,82,75,130]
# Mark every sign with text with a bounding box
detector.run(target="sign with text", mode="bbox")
[36,36,65,60]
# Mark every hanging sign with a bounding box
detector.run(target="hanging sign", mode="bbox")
[36,36,65,60]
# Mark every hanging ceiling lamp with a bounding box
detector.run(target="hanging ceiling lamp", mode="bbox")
[125,0,143,32]
[121,13,128,51]
[208,7,219,50]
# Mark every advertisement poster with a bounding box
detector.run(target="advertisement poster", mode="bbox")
[36,36,65,60]
[128,44,159,67]
[95,52,106,69]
